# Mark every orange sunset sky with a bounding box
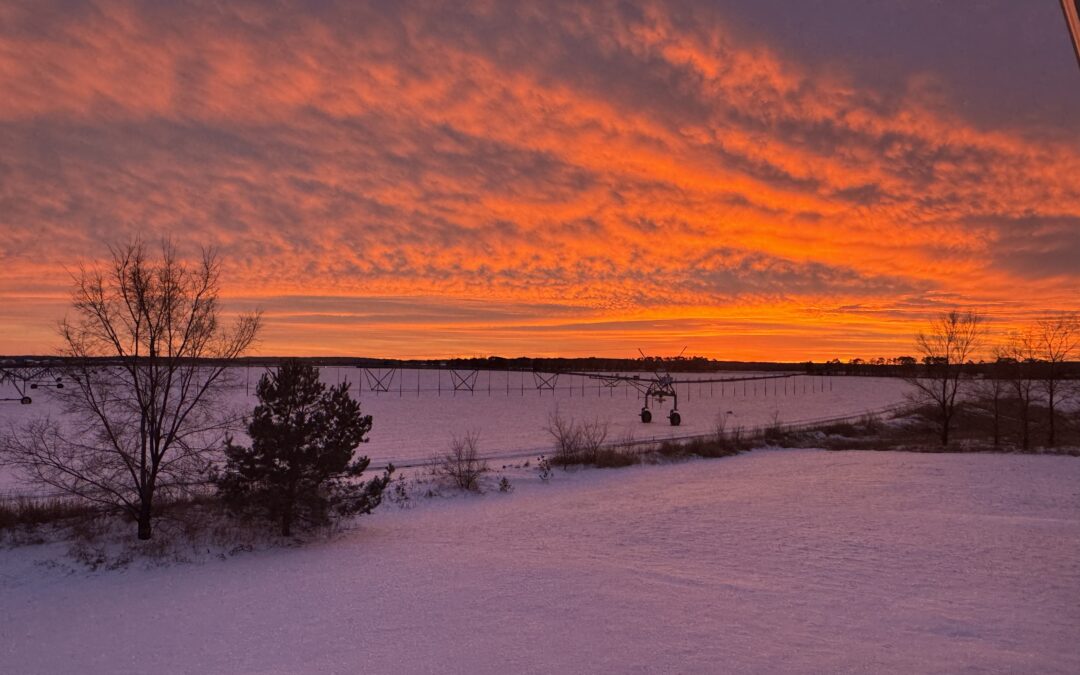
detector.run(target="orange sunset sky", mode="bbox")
[1,1,1078,361]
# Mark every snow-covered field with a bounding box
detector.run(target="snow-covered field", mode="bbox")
[2,450,1078,674]
[0,369,911,491]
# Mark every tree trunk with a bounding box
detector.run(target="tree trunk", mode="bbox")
[281,483,294,537]
[281,508,292,537]
[1047,392,1056,447]
[137,498,153,540]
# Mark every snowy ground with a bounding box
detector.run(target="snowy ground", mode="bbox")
[2,450,1078,674]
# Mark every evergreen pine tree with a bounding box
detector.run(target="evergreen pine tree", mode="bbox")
[216,360,392,536]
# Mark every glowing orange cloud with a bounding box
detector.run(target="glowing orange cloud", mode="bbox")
[1,1,1078,361]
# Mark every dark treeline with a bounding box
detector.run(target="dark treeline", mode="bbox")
[2,354,799,373]
[415,356,799,372]
[805,356,1080,379]
[5,353,1080,377]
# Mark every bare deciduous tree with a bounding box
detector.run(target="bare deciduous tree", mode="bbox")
[577,418,610,462]
[1034,314,1078,447]
[907,310,983,446]
[545,409,609,465]
[973,358,1009,448]
[546,409,582,465]
[999,330,1039,451]
[433,430,489,491]
[1,241,260,539]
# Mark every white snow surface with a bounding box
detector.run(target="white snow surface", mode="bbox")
[2,449,1078,674]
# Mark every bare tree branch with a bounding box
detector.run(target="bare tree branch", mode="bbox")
[1,239,261,539]
[906,310,984,446]
[1034,313,1078,447]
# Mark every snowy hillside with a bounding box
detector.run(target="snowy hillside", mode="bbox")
[2,450,1078,673]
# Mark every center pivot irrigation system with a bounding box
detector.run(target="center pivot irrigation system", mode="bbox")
[0,364,65,405]
[561,349,795,426]
[581,370,793,426]
[2,354,812,428]
[350,349,804,427]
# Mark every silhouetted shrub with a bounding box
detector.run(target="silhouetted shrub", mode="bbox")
[819,422,861,437]
[0,496,92,531]
[593,448,639,468]
[546,411,610,465]
[536,455,553,482]
[434,430,489,491]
